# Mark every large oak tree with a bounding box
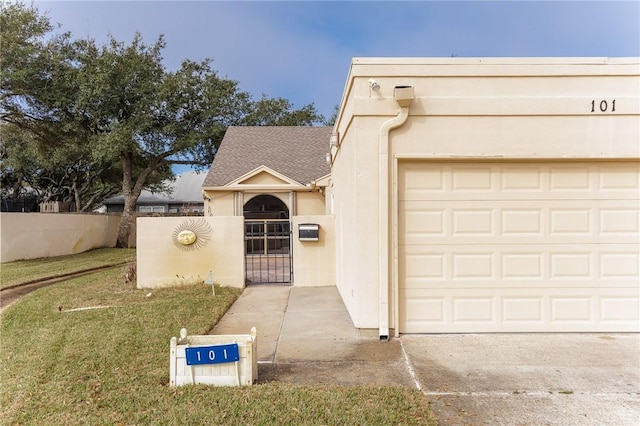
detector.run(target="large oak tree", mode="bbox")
[1,3,324,246]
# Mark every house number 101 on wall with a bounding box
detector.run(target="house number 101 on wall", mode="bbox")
[591,99,616,113]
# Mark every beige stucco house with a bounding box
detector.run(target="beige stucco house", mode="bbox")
[201,126,332,218]
[201,126,333,284]
[137,126,335,289]
[137,57,639,337]
[330,57,640,337]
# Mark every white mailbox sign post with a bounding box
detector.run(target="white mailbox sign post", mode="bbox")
[169,327,257,387]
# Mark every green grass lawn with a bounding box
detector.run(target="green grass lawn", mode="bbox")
[0,255,436,425]
[0,248,136,289]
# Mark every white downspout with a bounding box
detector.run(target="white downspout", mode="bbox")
[378,97,411,340]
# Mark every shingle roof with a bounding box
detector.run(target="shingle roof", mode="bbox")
[103,171,206,205]
[202,126,332,187]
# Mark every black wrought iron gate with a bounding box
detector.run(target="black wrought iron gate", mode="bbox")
[244,220,292,284]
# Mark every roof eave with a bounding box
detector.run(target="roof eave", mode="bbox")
[203,184,310,191]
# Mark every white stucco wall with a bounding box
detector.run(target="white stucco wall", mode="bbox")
[136,216,245,288]
[331,58,640,330]
[0,213,120,263]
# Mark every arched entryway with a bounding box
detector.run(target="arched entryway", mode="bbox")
[243,194,292,284]
[243,194,289,220]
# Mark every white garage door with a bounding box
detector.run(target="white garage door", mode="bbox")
[399,161,640,333]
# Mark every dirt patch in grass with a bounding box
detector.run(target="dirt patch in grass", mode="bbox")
[0,248,136,289]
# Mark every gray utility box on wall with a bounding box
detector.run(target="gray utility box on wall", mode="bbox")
[299,223,320,241]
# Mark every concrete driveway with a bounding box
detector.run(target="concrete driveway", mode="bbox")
[402,333,640,425]
[211,286,640,425]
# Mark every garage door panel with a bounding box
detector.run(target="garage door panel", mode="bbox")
[399,161,640,333]
[400,288,640,333]
[401,192,640,202]
[549,208,593,234]
[598,164,640,190]
[600,252,639,279]
[401,201,639,244]
[453,252,494,278]
[400,162,640,201]
[502,253,544,279]
[451,165,494,191]
[453,209,494,234]
[401,207,446,237]
[502,208,544,235]
[601,297,640,323]
[500,167,544,191]
[400,163,447,197]
[502,297,544,322]
[403,252,446,280]
[550,252,593,279]
[401,244,639,288]
[600,208,640,234]
[453,297,495,321]
[548,164,593,191]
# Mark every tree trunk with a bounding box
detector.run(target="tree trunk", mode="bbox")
[72,180,81,212]
[115,152,158,248]
[116,195,136,248]
[116,152,135,248]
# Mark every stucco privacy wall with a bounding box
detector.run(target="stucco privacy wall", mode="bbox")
[291,215,335,286]
[136,216,244,288]
[136,215,333,288]
[0,213,119,263]
[330,58,640,332]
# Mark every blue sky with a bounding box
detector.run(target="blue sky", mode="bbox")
[33,0,639,121]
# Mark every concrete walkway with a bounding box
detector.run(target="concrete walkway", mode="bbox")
[210,285,415,386]
[211,286,640,425]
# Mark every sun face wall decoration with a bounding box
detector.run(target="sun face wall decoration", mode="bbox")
[172,218,213,251]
